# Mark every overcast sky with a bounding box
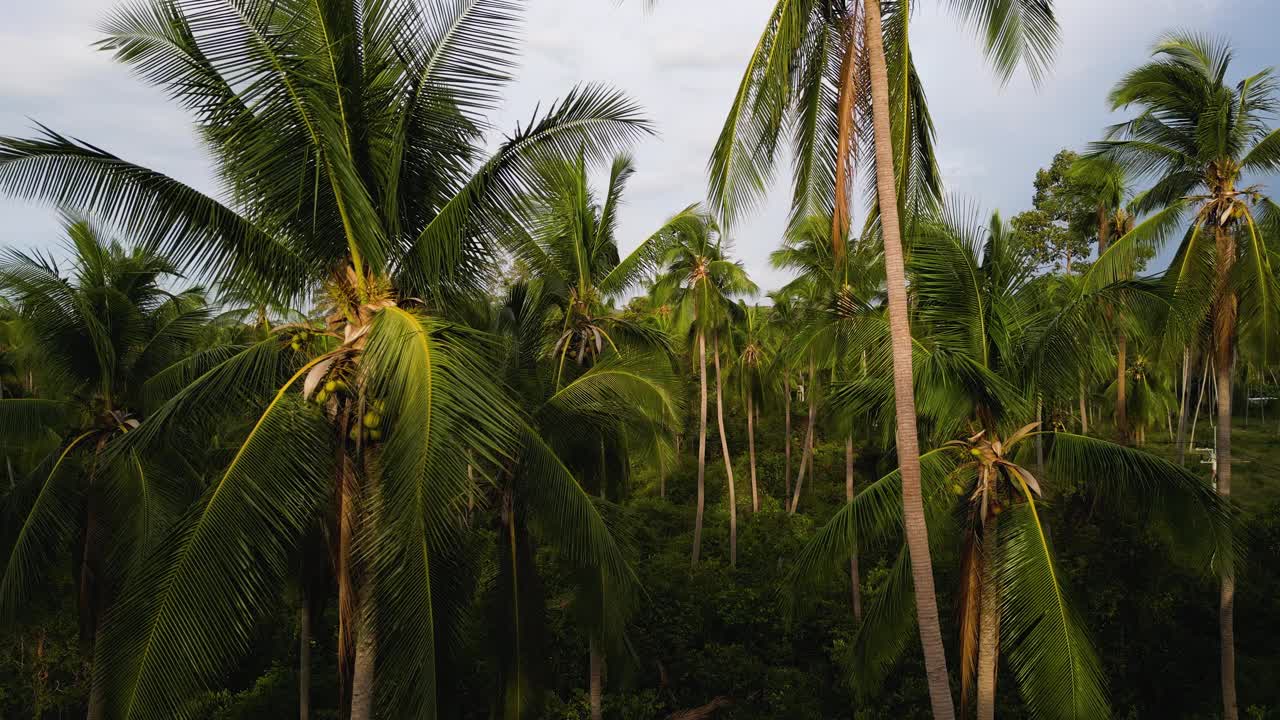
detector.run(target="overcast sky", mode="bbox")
[2,0,1277,290]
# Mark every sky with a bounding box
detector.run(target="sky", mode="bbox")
[2,0,1278,291]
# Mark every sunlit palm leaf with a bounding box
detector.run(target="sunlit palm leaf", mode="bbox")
[995,497,1108,720]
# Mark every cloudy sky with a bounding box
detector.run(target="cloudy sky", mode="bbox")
[1,0,1276,290]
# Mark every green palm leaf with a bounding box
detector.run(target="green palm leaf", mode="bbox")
[0,128,308,300]
[995,497,1108,720]
[398,84,653,298]
[361,306,514,717]
[0,431,94,620]
[97,367,333,720]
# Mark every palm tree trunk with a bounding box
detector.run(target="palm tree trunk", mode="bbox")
[589,635,603,720]
[1079,372,1089,434]
[336,414,357,709]
[1176,347,1191,464]
[1192,354,1210,448]
[350,611,376,720]
[692,331,708,567]
[748,392,759,513]
[713,336,738,567]
[864,2,955,716]
[784,373,793,501]
[87,625,106,720]
[299,604,312,720]
[976,515,1000,720]
[1214,226,1239,720]
[350,449,379,720]
[82,493,105,720]
[789,353,818,514]
[1117,334,1129,442]
[846,435,862,622]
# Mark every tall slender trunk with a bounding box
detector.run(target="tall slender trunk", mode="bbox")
[1079,372,1089,434]
[784,374,793,501]
[713,337,738,567]
[350,448,379,720]
[692,331,708,567]
[846,435,862,622]
[589,635,603,720]
[299,604,312,720]
[1214,225,1238,720]
[864,2,955,716]
[748,392,759,513]
[1117,335,1129,442]
[789,354,818,514]
[976,515,1000,720]
[1192,354,1211,448]
[87,625,106,720]
[1176,347,1191,464]
[82,486,105,720]
[350,603,376,720]
[336,411,357,711]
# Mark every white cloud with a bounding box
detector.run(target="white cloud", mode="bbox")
[1,0,1275,282]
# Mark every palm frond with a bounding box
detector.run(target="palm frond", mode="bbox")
[1045,432,1239,571]
[995,498,1108,719]
[98,372,333,720]
[946,0,1060,84]
[361,306,514,717]
[0,128,310,301]
[0,431,94,620]
[398,84,653,299]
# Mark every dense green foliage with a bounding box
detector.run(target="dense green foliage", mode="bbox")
[0,2,1278,720]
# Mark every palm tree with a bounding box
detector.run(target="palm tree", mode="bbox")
[1087,35,1280,719]
[711,2,1060,714]
[501,156,694,717]
[734,302,770,512]
[766,290,803,501]
[510,152,702,383]
[794,207,1237,719]
[1071,156,1136,440]
[769,214,882,516]
[657,221,756,566]
[477,280,677,720]
[0,2,650,716]
[0,220,210,720]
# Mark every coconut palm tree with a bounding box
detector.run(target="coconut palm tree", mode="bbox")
[0,2,650,716]
[1070,156,1137,440]
[733,301,770,512]
[509,152,702,383]
[475,280,677,720]
[711,3,1060,713]
[501,157,695,718]
[769,214,882,515]
[0,220,211,720]
[766,290,804,501]
[656,220,756,566]
[1086,34,1280,719]
[793,207,1237,719]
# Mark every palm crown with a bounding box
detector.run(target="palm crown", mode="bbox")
[0,220,210,676]
[0,2,653,718]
